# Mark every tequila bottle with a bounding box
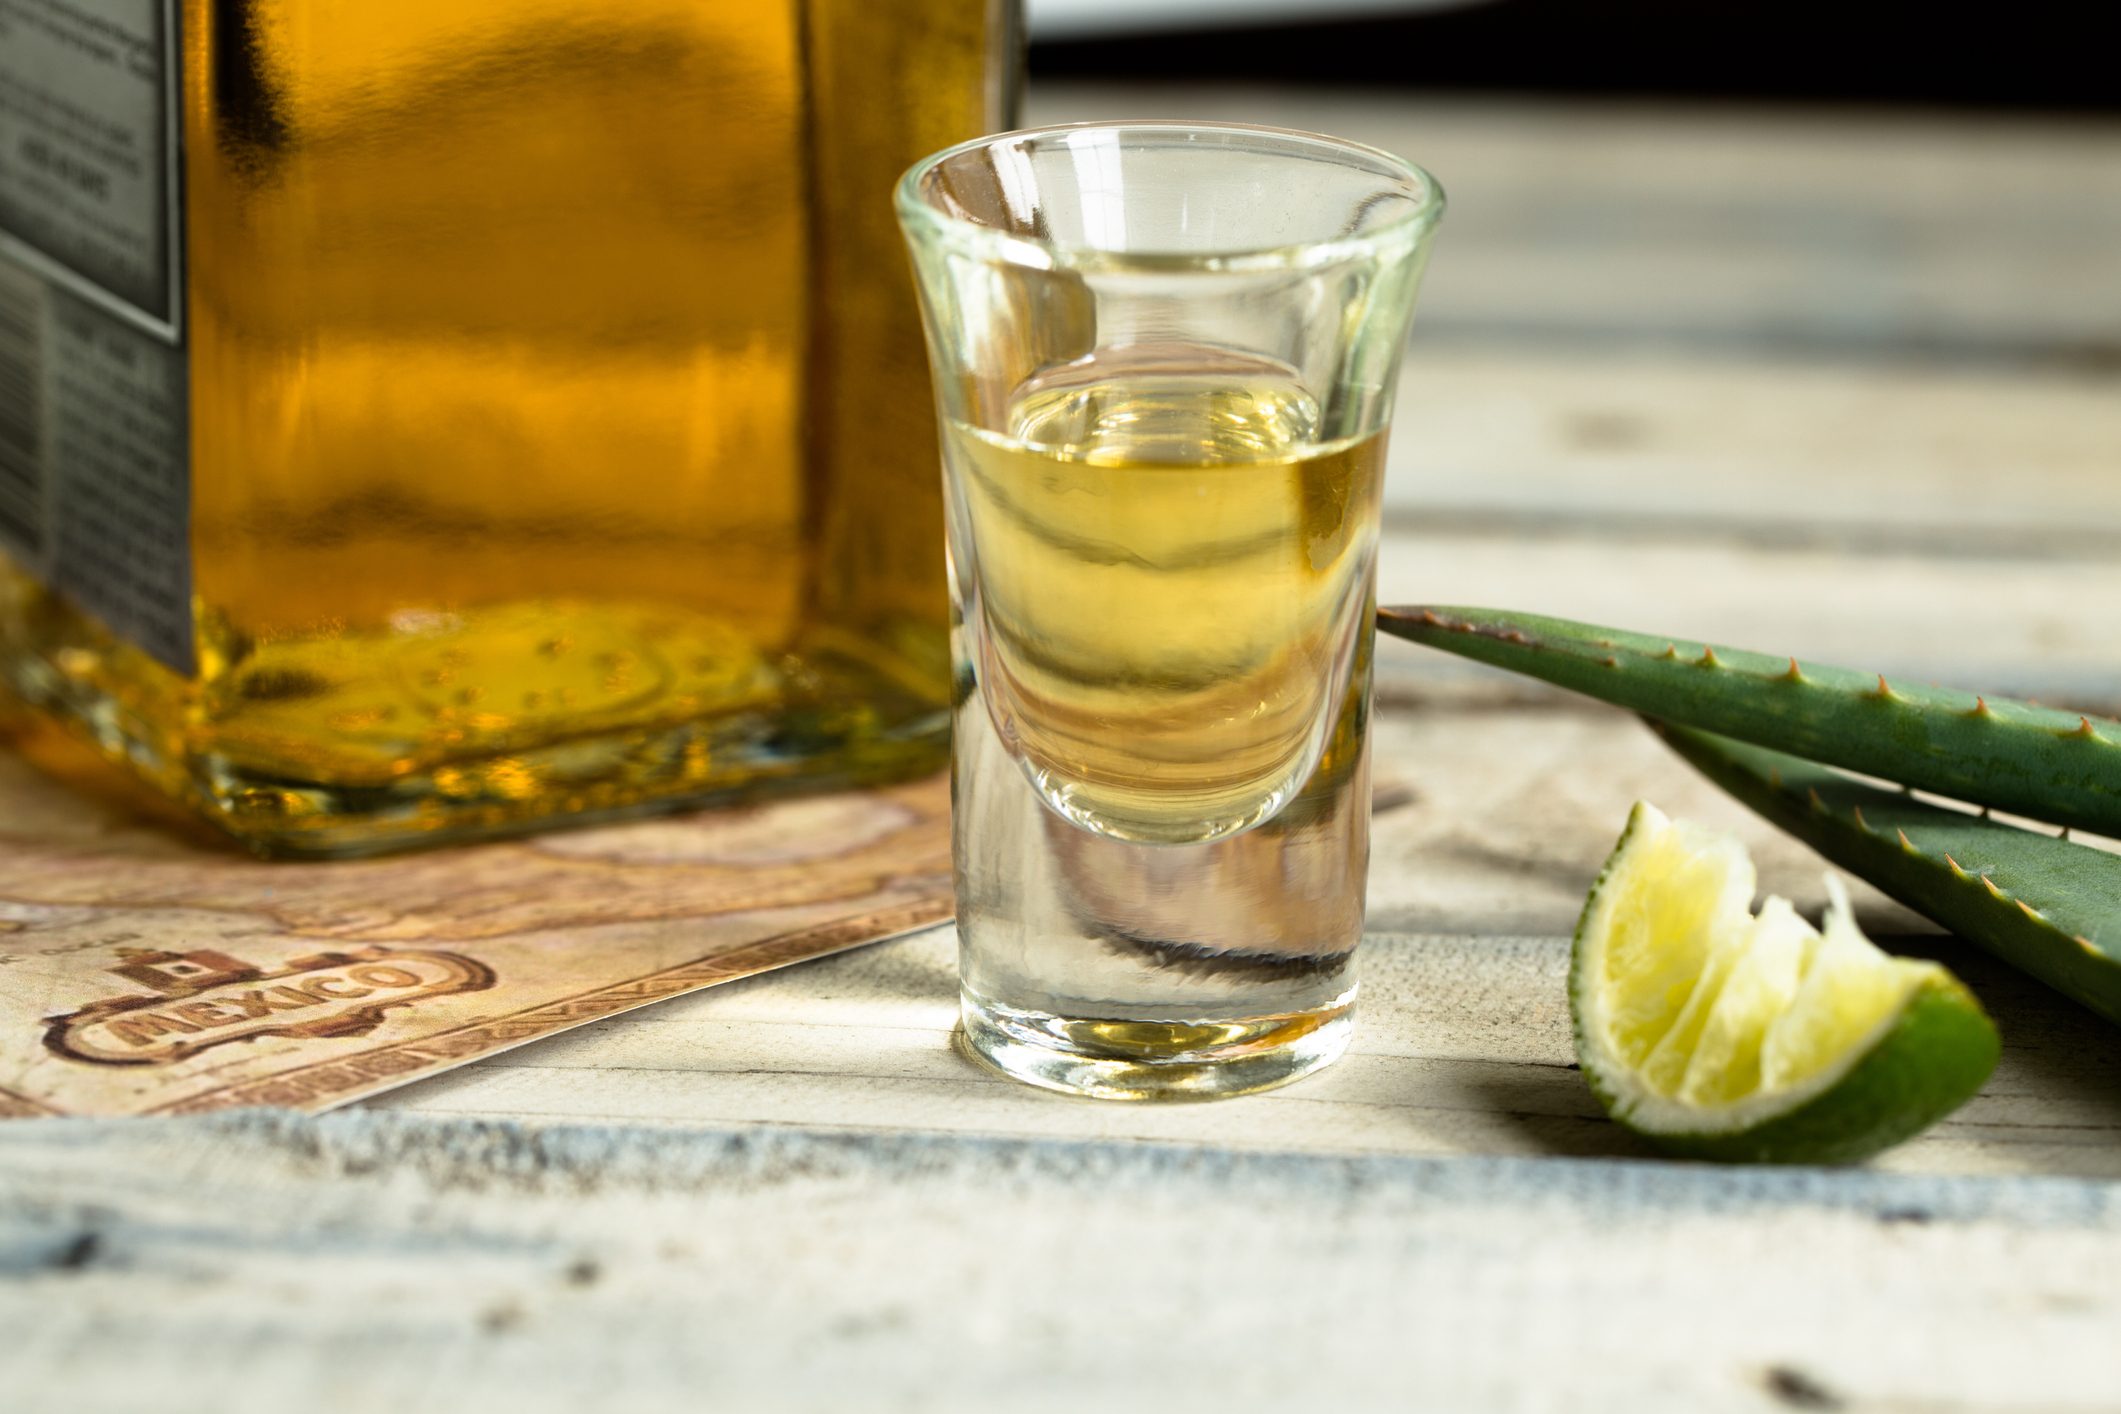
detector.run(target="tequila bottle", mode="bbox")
[0,0,1016,854]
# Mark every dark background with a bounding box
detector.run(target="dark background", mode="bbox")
[1031,1,2113,113]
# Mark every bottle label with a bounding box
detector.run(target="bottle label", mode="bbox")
[0,0,193,673]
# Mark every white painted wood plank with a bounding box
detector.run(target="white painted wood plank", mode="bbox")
[1385,345,2121,545]
[372,706,2121,1182]
[3,1111,2115,1413]
[1029,85,2121,353]
[1016,89,2121,702]
[373,923,2121,1181]
[1373,530,2121,706]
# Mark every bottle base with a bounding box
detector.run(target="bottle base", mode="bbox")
[4,674,948,858]
[201,709,950,857]
[0,586,954,856]
[958,987,1354,1102]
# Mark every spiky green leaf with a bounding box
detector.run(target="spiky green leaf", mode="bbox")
[1653,721,2121,1027]
[1378,605,2121,838]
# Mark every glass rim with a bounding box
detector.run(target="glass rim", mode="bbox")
[895,119,1445,275]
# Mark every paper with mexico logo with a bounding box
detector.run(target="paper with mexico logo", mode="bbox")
[0,742,952,1118]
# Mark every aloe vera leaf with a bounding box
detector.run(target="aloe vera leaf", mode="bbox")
[1378,605,2121,837]
[1653,720,2121,1027]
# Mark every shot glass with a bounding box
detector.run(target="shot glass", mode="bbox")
[897,122,1442,1100]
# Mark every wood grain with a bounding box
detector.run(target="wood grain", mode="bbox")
[1386,346,2121,551]
[372,708,2121,1181]
[3,1110,2115,1414]
[1373,530,2121,708]
[1030,86,2121,356]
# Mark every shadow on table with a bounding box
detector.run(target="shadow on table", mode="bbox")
[1471,1097,1668,1162]
[1875,929,2121,1129]
[1450,1067,1665,1162]
[1457,928,2120,1170]
[2,715,238,855]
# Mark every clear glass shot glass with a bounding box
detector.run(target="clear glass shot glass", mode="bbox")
[897,122,1442,1100]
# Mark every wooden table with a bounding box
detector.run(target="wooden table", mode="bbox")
[4,87,2119,1411]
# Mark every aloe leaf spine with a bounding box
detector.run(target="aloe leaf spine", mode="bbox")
[1652,721,2121,1027]
[1378,605,2121,837]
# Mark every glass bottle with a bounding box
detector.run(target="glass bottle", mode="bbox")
[0,0,1018,854]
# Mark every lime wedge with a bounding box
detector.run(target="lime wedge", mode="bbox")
[1571,801,2000,1164]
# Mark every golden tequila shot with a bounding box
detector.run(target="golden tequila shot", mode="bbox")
[901,122,1442,1100]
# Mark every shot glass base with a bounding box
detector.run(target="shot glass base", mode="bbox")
[959,988,1354,1102]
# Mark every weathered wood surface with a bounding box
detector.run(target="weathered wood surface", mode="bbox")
[377,707,2121,1182]
[1016,91,2121,704]
[368,75,2121,1188]
[4,1111,2118,1414]
[1386,348,2121,549]
[3,85,2119,1410]
[1029,87,2121,356]
[1374,532,2121,705]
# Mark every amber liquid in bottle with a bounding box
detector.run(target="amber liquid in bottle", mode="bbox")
[0,0,1008,853]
